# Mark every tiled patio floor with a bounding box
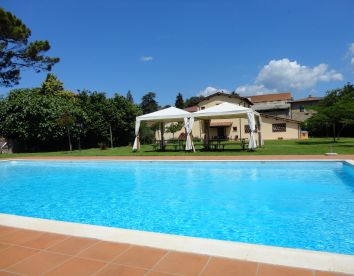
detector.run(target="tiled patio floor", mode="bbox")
[0,226,351,276]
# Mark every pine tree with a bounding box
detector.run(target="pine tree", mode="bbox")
[0,8,59,87]
[140,92,158,114]
[126,90,134,103]
[175,92,184,109]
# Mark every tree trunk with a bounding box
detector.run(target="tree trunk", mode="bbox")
[337,125,345,140]
[160,122,165,150]
[109,125,113,148]
[67,127,72,151]
[332,123,336,143]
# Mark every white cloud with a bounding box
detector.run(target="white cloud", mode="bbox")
[349,43,354,70]
[349,42,354,55]
[140,56,154,62]
[198,86,230,97]
[255,59,342,91]
[234,58,343,95]
[235,84,276,96]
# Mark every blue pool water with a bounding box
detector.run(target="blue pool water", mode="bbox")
[0,160,354,254]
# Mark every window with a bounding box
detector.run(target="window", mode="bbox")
[244,125,251,133]
[201,106,205,110]
[272,123,286,132]
[300,105,305,112]
[232,126,237,131]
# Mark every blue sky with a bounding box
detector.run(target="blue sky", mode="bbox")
[2,0,354,105]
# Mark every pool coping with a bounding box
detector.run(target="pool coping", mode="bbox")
[1,214,354,274]
[1,158,354,274]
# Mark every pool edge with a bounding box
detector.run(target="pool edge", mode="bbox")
[1,213,353,274]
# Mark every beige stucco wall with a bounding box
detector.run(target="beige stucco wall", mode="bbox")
[157,95,300,141]
[291,101,319,122]
[198,95,251,109]
[260,117,300,140]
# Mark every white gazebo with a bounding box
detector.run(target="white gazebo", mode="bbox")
[191,102,263,150]
[132,107,193,151]
[132,103,263,152]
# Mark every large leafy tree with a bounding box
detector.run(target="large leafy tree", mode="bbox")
[140,92,158,114]
[306,83,354,141]
[184,96,204,107]
[77,90,141,147]
[0,8,59,87]
[0,88,85,151]
[175,92,184,109]
[76,91,112,147]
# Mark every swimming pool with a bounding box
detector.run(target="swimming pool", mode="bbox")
[0,160,353,255]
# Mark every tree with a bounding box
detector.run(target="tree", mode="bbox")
[40,73,64,94]
[0,8,59,87]
[57,111,75,151]
[76,90,142,147]
[175,92,184,108]
[165,122,183,139]
[0,88,85,152]
[126,90,134,103]
[184,96,204,107]
[306,83,354,141]
[140,92,158,114]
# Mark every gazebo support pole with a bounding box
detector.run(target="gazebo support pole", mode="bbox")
[160,122,165,151]
[204,120,210,149]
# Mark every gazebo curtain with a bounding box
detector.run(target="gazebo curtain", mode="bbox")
[184,117,195,152]
[132,120,141,151]
[246,111,257,150]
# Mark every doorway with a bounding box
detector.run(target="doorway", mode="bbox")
[217,127,226,139]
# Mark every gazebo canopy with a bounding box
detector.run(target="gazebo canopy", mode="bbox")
[136,106,190,122]
[192,102,258,119]
[132,103,262,151]
[190,102,262,150]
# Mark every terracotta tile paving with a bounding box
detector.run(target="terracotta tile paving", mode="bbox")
[0,226,353,276]
[47,236,99,255]
[45,257,106,276]
[114,245,167,269]
[153,251,210,276]
[0,245,38,269]
[7,251,70,275]
[95,263,147,276]
[78,241,131,262]
[21,232,69,249]
[257,263,313,276]
[202,257,258,276]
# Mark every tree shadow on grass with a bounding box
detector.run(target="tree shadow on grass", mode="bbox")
[296,141,338,145]
[335,144,354,148]
[143,148,246,153]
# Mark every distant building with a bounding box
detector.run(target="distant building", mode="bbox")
[247,93,293,118]
[161,92,301,141]
[290,95,322,122]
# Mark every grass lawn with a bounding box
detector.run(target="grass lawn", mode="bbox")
[1,138,354,158]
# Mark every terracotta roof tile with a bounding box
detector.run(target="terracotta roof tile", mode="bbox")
[247,93,293,103]
[183,106,199,112]
[290,96,322,103]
